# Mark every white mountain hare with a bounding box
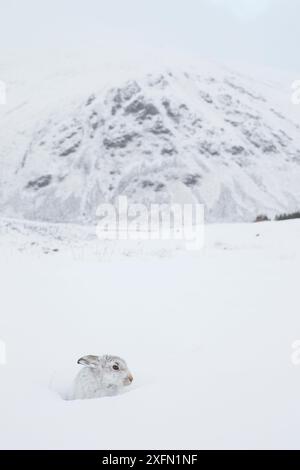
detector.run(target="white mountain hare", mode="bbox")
[73,354,133,400]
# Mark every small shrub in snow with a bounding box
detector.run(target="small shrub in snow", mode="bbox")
[255,215,270,223]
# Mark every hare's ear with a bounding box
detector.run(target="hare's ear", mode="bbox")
[77,355,100,368]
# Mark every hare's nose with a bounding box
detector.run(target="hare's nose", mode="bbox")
[128,374,133,383]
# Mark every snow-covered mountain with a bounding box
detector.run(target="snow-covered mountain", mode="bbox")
[0,53,300,223]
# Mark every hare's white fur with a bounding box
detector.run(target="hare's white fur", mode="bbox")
[72,355,133,400]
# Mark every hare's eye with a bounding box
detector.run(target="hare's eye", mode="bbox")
[113,364,119,371]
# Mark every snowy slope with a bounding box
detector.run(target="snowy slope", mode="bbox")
[0,219,300,449]
[0,52,300,223]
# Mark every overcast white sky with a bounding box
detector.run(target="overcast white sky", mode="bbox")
[0,0,299,71]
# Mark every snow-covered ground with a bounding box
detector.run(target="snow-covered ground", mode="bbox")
[0,219,299,449]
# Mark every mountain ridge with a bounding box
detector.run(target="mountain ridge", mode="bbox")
[0,57,300,223]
